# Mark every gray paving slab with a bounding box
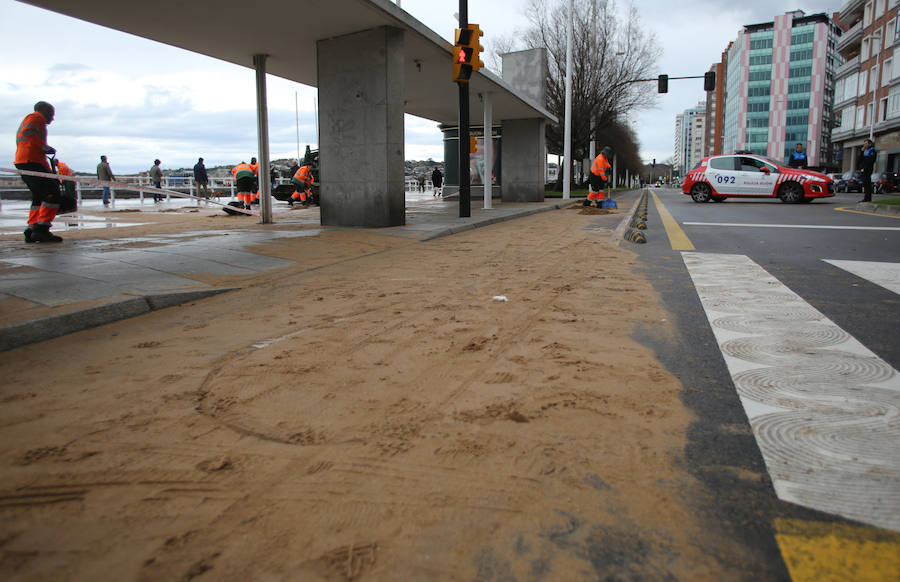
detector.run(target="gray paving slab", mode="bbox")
[0,270,124,306]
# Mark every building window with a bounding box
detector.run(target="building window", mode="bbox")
[865,1,873,27]
[876,0,885,18]
[859,70,869,96]
[871,65,880,91]
[880,97,889,121]
[857,106,866,127]
[883,57,894,86]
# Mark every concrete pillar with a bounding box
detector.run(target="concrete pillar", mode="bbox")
[482,92,493,209]
[254,53,273,224]
[317,26,405,227]
[501,118,546,202]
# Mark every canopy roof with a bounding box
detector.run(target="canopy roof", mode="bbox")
[21,0,555,124]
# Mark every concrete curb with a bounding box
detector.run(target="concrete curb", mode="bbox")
[421,200,575,241]
[0,288,237,352]
[855,202,900,215]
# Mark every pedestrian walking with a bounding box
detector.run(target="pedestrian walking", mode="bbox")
[417,174,426,192]
[97,155,115,206]
[193,157,210,200]
[14,101,63,242]
[150,159,163,202]
[859,138,877,203]
[431,167,443,197]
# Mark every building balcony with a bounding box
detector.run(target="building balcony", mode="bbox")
[835,55,861,79]
[837,21,863,56]
[834,93,859,110]
[839,0,865,26]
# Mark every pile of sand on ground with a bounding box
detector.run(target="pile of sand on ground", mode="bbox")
[0,210,755,580]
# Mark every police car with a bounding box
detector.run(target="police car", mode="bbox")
[681,153,835,203]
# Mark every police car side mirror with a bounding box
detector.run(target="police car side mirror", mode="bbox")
[760,167,770,174]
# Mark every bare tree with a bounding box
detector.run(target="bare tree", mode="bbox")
[507,0,660,184]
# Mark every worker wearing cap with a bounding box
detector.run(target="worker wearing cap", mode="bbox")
[586,146,612,208]
[290,164,314,206]
[14,101,62,242]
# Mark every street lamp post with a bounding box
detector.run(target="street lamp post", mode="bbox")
[562,0,573,199]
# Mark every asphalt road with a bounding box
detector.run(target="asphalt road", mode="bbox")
[628,187,900,581]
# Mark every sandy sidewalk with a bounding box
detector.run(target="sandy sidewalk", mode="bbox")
[0,208,754,580]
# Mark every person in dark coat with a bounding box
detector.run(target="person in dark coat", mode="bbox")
[859,138,877,202]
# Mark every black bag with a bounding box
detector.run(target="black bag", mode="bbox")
[58,192,77,214]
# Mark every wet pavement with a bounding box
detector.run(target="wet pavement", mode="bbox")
[0,189,631,351]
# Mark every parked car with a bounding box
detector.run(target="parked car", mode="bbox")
[833,171,864,193]
[681,153,834,203]
[872,172,899,194]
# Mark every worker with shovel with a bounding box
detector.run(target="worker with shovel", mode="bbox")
[585,146,613,209]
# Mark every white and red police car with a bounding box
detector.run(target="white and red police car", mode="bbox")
[682,153,835,203]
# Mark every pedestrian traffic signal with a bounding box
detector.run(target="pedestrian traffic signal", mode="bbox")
[704,71,716,92]
[657,74,668,93]
[470,136,478,154]
[453,25,485,83]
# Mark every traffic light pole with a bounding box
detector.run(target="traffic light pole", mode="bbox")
[458,1,471,218]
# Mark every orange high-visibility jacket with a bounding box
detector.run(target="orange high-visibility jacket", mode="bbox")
[232,163,256,181]
[590,153,611,180]
[14,111,51,169]
[57,161,73,184]
[292,165,314,186]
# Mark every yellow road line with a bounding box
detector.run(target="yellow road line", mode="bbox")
[649,190,695,250]
[775,518,900,582]
[835,205,900,218]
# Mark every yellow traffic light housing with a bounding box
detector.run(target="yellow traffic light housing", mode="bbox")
[452,24,485,83]
[470,136,478,154]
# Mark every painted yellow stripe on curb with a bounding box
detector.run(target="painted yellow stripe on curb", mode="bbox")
[649,190,695,250]
[835,205,900,218]
[775,518,900,582]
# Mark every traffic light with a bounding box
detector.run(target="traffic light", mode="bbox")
[453,25,485,83]
[704,71,716,92]
[470,136,478,154]
[657,74,668,93]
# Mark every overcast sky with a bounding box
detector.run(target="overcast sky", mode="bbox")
[1,0,836,173]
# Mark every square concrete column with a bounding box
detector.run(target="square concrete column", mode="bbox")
[501,118,546,202]
[317,26,405,227]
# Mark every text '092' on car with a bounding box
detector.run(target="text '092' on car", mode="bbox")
[681,154,835,204]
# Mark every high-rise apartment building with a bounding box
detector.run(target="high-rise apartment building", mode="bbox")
[674,102,706,176]
[833,0,900,172]
[715,11,841,167]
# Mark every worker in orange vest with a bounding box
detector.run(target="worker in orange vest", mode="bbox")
[231,161,258,210]
[290,165,314,206]
[585,146,612,208]
[248,157,260,205]
[14,101,62,242]
[56,160,76,197]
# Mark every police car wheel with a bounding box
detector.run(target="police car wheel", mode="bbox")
[779,182,804,204]
[690,183,712,203]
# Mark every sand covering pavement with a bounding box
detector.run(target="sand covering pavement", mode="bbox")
[0,208,754,580]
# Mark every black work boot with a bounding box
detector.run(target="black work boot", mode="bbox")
[30,224,63,243]
[583,199,591,206]
[24,226,35,243]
